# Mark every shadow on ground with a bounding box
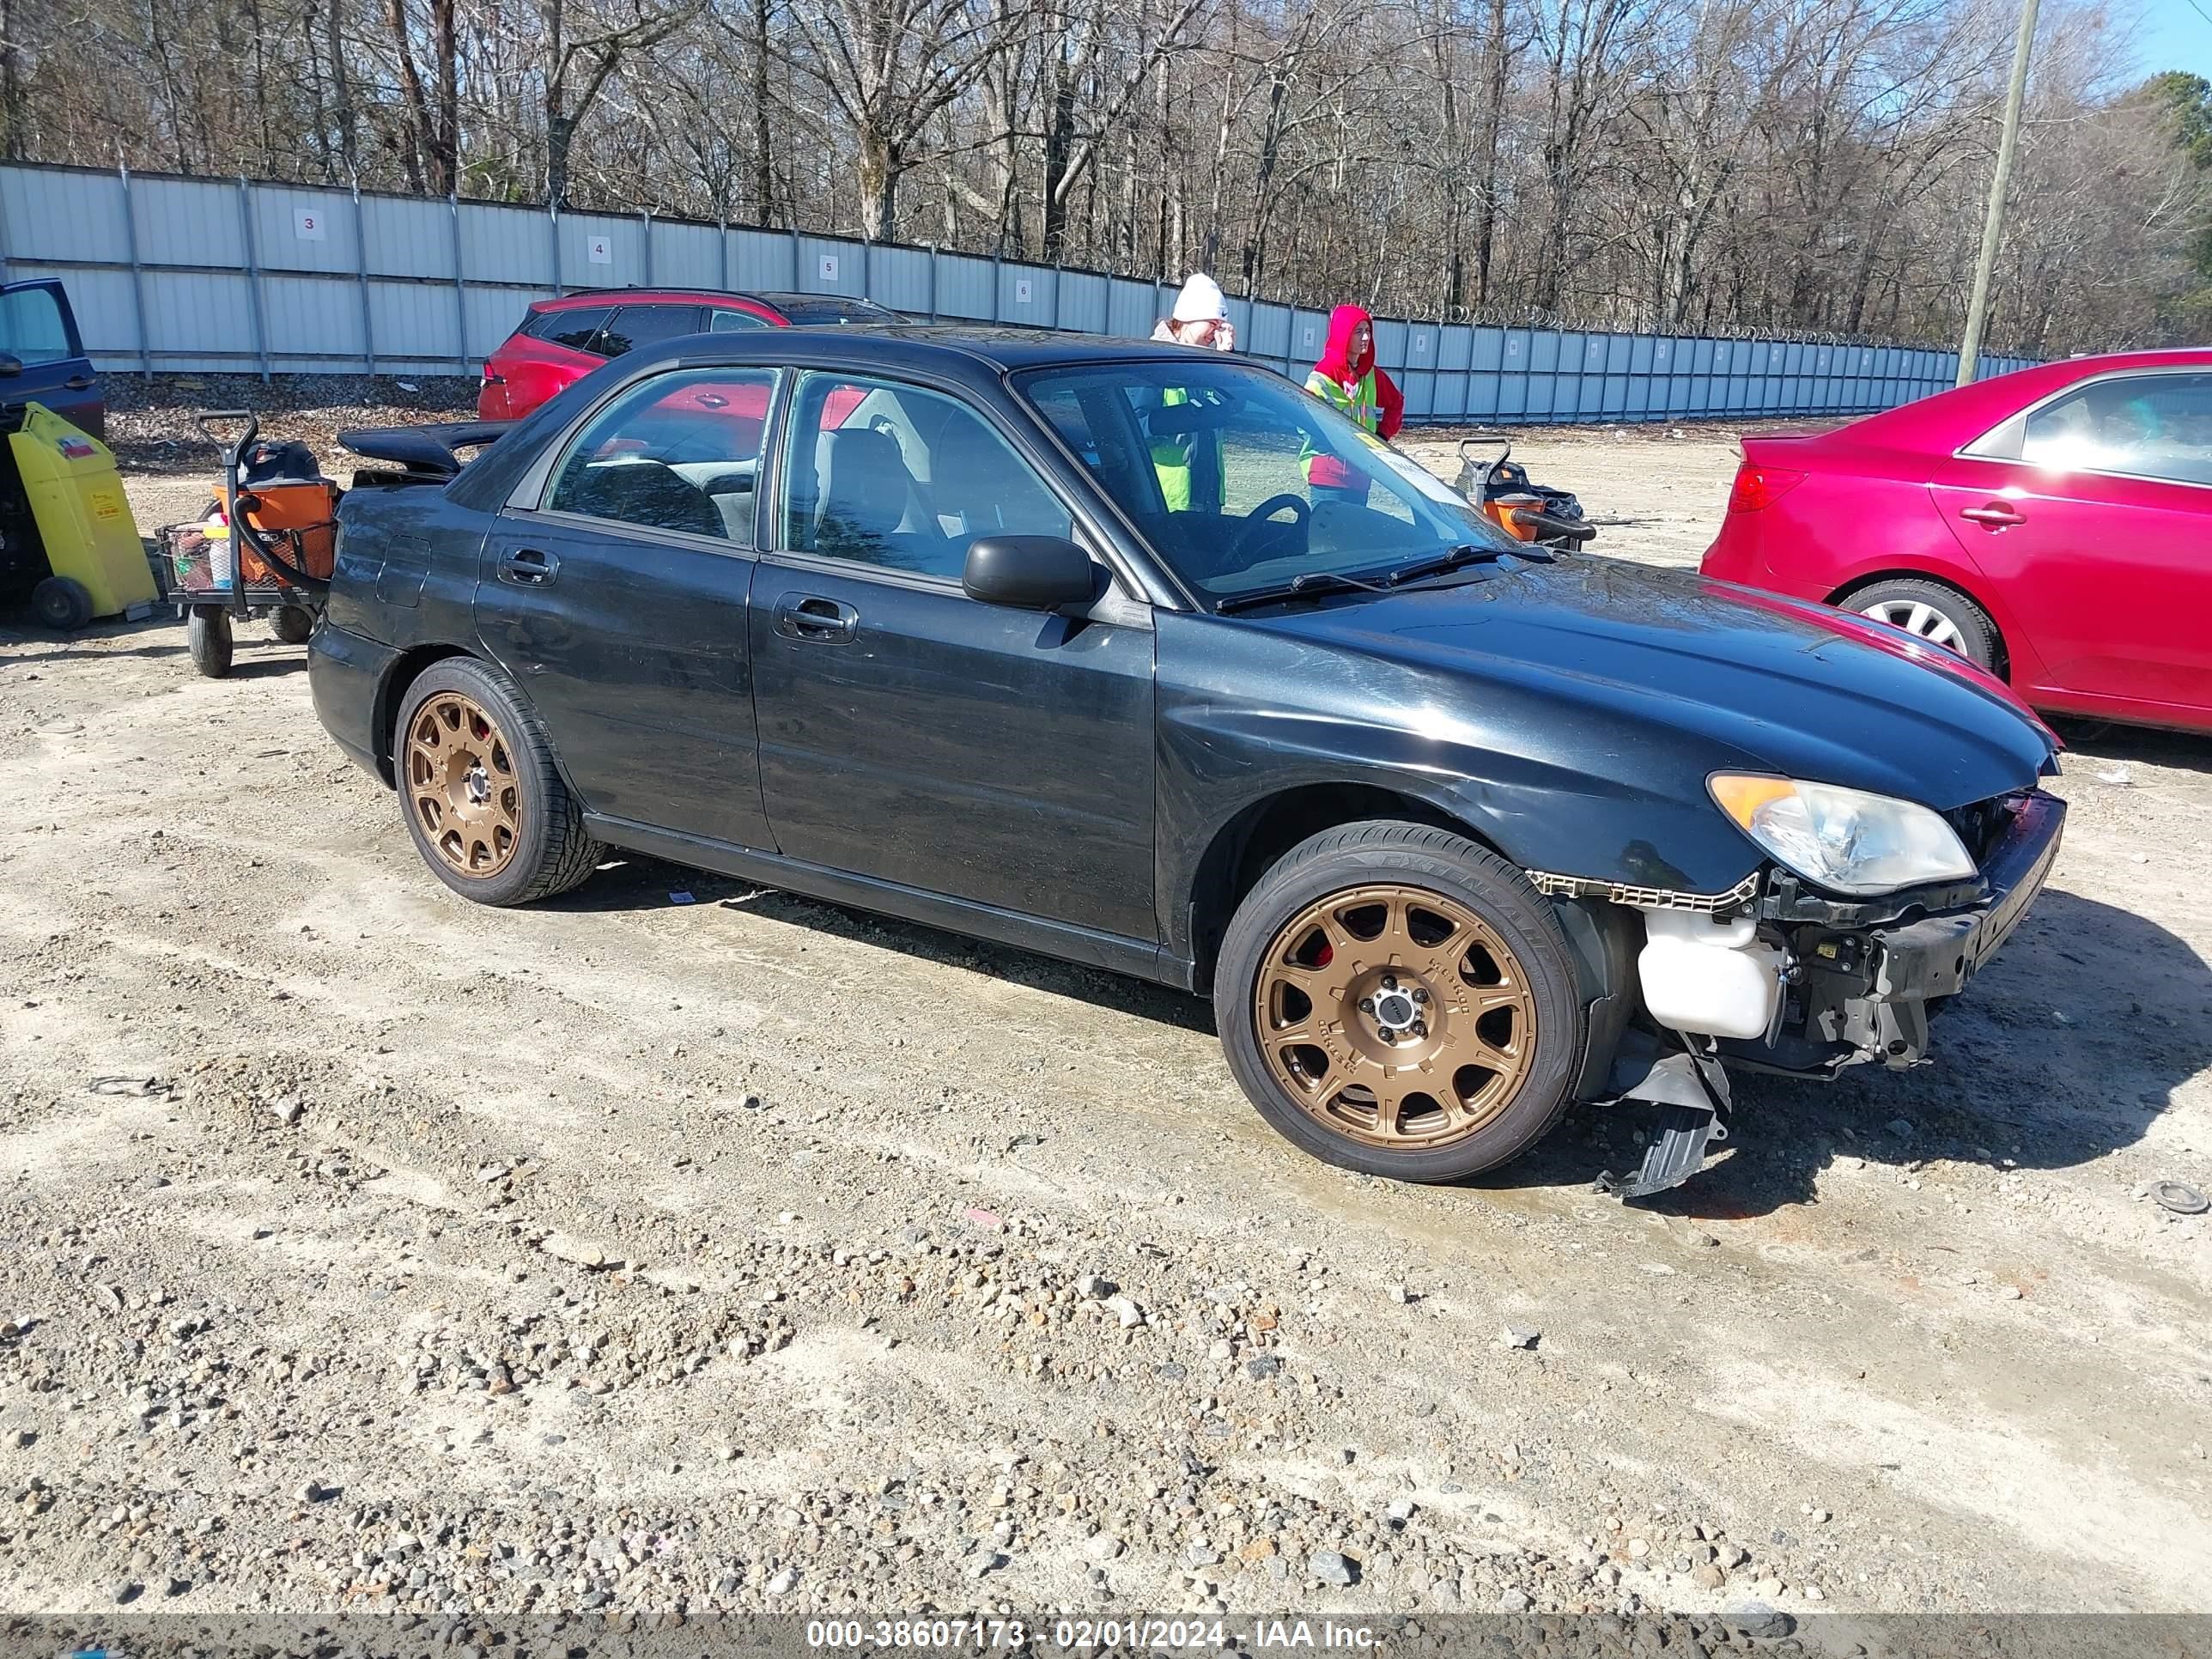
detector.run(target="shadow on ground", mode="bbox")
[538,853,1215,1034]
[535,850,2206,1214]
[2051,718,2212,777]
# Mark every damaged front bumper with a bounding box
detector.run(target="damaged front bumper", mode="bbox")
[1739,787,2066,1075]
[1596,787,2065,1200]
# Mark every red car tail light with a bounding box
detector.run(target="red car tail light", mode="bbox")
[1728,465,1807,514]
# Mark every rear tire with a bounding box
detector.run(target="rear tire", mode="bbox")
[1213,820,1583,1182]
[1844,577,1999,672]
[393,656,599,907]
[270,605,315,645]
[186,606,234,678]
[31,576,93,631]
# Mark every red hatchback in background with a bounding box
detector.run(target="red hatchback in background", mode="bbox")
[478,288,900,421]
[1701,349,2212,736]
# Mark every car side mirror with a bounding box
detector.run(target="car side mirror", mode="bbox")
[0,353,21,379]
[963,534,1097,613]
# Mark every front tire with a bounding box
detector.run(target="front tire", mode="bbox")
[1214,821,1583,1182]
[185,606,234,677]
[1846,577,1999,672]
[270,605,314,645]
[393,657,599,906]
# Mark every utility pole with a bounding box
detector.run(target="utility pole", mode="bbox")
[1956,0,2039,387]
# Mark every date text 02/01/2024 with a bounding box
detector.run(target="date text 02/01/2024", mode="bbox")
[803,1619,1385,1650]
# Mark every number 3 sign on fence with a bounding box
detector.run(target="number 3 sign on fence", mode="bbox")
[294,208,325,241]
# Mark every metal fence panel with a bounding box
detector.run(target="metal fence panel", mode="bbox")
[261,272,362,364]
[371,281,465,370]
[720,228,792,292]
[1109,278,1159,339]
[3,167,130,263]
[251,184,356,277]
[1243,301,1289,363]
[141,269,256,369]
[458,202,545,288]
[930,252,993,320]
[863,245,928,314]
[361,195,454,280]
[0,160,2036,412]
[126,175,223,268]
[649,219,721,290]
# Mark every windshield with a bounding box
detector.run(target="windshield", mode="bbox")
[1017,361,1511,603]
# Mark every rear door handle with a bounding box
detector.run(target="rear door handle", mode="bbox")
[775,592,858,643]
[1959,502,2026,529]
[498,546,559,586]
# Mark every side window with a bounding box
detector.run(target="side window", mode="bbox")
[596,304,706,358]
[529,306,611,356]
[708,307,772,332]
[544,367,778,545]
[2021,374,2212,485]
[0,286,76,366]
[778,374,1072,580]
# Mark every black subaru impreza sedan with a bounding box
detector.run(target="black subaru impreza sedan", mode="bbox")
[309,328,2064,1197]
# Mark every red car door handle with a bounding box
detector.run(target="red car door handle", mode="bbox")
[1959,502,2026,529]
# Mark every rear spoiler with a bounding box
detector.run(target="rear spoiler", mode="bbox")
[337,419,512,479]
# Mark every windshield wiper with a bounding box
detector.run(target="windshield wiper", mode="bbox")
[1387,539,1551,587]
[1214,569,1391,614]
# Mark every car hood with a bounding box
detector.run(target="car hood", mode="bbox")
[1259,556,2057,811]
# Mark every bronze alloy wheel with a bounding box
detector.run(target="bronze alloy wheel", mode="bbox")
[404,691,522,879]
[1252,883,1538,1149]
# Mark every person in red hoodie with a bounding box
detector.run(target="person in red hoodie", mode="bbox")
[1302,304,1406,501]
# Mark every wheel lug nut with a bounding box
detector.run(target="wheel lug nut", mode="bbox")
[1412,1021,1427,1039]
[1412,988,1429,1004]
[1358,997,1376,1015]
[1381,974,1398,991]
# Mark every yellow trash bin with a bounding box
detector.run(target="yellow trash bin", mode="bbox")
[4,401,155,628]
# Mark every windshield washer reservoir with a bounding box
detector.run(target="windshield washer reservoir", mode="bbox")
[1637,908,1788,1040]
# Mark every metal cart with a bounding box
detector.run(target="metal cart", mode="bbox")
[160,410,332,678]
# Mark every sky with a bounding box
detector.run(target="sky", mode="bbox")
[2130,0,2212,80]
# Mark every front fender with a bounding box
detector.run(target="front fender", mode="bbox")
[1154,696,1761,962]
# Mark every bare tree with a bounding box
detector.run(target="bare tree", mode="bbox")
[786,0,1003,238]
[9,0,2203,351]
[532,0,701,208]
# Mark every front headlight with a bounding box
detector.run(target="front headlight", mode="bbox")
[1709,774,1976,895]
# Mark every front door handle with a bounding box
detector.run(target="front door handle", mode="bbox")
[498,546,559,586]
[1959,501,2026,530]
[775,592,858,643]
[64,374,96,390]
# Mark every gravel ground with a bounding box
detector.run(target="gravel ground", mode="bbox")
[0,409,2206,1632]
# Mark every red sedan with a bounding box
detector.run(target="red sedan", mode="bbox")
[1701,349,2212,735]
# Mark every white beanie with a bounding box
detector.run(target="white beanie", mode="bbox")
[1170,272,1228,323]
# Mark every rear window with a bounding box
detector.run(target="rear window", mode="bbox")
[526,306,612,356]
[596,305,707,357]
[764,295,899,326]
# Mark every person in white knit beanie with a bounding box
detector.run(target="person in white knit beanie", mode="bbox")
[1151,272,1236,351]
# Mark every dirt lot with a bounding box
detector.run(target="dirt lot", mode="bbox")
[0,397,2207,1632]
